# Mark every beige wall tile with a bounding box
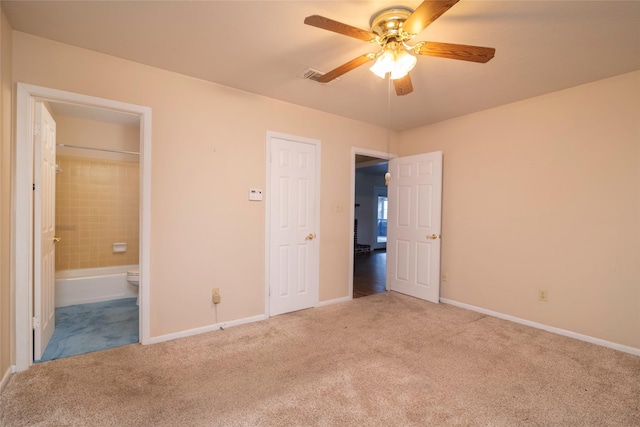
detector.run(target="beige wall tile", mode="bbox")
[55,155,139,271]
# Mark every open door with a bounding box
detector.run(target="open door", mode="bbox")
[387,151,442,303]
[33,102,57,360]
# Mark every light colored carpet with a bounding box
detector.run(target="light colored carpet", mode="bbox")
[39,298,139,362]
[1,292,639,426]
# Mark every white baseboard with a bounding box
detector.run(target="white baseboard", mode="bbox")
[148,314,267,345]
[0,365,14,393]
[440,298,640,357]
[317,295,352,307]
[148,296,355,346]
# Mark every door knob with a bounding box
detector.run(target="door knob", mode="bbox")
[426,234,439,240]
[305,233,316,240]
[53,237,61,243]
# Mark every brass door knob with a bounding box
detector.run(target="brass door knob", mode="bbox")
[53,237,61,243]
[426,234,439,240]
[305,233,316,240]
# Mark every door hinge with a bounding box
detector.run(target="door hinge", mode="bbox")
[32,316,41,329]
[33,123,41,136]
[33,183,36,191]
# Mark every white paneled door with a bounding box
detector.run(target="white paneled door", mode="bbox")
[387,151,443,303]
[268,134,319,316]
[34,102,57,360]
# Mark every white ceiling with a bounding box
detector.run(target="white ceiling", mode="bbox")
[3,1,639,130]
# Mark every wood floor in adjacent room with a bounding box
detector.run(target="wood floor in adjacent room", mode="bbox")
[353,250,387,298]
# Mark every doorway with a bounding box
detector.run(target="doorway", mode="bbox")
[350,148,444,303]
[14,83,152,371]
[39,101,142,361]
[350,149,393,299]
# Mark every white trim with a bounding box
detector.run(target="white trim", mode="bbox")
[14,85,34,372]
[148,314,267,345]
[441,298,640,357]
[265,131,321,317]
[317,295,352,307]
[0,366,13,393]
[350,147,396,298]
[13,83,152,372]
[139,94,152,346]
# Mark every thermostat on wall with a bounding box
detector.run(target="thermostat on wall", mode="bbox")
[249,188,263,201]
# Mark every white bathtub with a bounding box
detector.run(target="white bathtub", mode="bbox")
[55,265,139,307]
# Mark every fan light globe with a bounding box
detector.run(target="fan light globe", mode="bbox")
[369,50,395,78]
[390,50,417,79]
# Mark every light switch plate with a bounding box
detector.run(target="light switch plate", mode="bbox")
[249,188,263,201]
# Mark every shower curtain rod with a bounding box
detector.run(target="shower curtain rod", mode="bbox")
[56,143,139,156]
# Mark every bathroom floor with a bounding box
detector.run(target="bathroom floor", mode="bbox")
[38,298,139,362]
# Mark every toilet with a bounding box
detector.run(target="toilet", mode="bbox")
[126,269,140,305]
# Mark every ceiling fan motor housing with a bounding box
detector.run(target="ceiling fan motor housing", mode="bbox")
[369,7,415,43]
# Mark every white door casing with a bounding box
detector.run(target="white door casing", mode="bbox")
[33,102,57,360]
[267,133,320,316]
[387,151,443,303]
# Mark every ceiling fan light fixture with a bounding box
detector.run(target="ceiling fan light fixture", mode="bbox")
[304,1,495,95]
[370,43,417,80]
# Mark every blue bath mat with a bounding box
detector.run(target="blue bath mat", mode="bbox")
[38,298,139,362]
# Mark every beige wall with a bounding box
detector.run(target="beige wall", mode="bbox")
[12,31,392,338]
[0,10,12,379]
[55,156,140,271]
[400,71,640,348]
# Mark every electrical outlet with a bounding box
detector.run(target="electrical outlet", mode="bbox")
[538,290,548,302]
[212,288,221,304]
[441,272,448,282]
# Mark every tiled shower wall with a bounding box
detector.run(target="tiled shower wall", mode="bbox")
[55,156,139,271]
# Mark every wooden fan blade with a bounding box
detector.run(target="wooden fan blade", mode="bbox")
[317,54,374,83]
[393,74,413,96]
[416,42,495,63]
[403,0,460,36]
[304,15,378,42]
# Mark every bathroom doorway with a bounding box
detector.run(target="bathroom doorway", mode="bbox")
[37,102,142,362]
[14,83,151,371]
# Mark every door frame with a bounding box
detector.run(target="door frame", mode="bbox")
[264,131,321,317]
[13,83,152,371]
[349,147,395,298]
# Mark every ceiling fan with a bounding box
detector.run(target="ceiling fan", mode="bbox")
[304,0,495,96]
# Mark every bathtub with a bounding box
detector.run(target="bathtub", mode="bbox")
[55,265,139,307]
